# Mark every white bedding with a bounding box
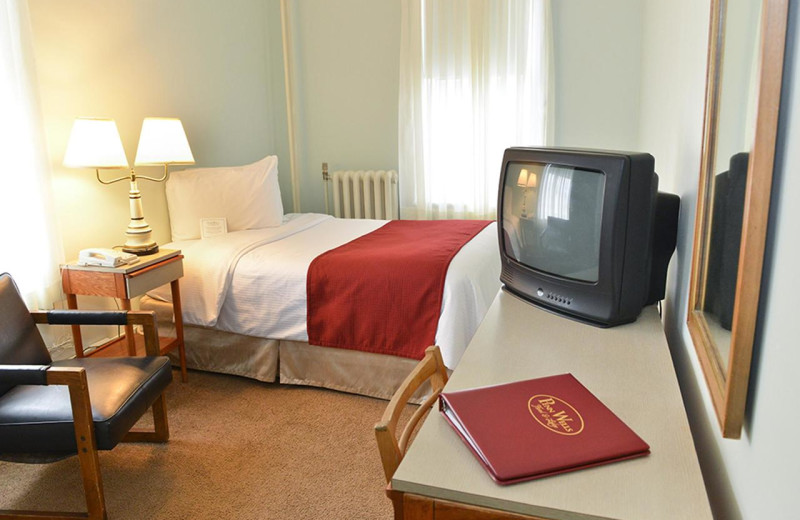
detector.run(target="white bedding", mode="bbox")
[149,213,500,368]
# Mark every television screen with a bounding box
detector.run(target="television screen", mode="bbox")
[502,162,605,283]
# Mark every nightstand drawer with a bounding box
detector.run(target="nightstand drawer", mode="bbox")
[61,269,126,298]
[126,257,184,297]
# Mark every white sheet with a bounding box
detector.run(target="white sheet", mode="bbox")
[149,213,329,325]
[150,213,500,369]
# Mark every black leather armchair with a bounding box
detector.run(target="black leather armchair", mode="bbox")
[0,273,173,519]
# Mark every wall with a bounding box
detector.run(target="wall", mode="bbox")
[287,0,646,214]
[639,0,800,518]
[28,0,647,230]
[550,1,644,150]
[286,0,401,213]
[28,0,289,263]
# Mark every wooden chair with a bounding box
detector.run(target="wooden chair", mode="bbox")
[375,345,449,483]
[0,273,173,519]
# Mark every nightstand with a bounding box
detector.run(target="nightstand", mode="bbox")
[60,248,188,382]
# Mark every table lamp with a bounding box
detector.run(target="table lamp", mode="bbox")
[63,117,194,255]
[134,117,195,179]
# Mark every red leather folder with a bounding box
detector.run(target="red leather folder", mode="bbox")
[439,373,650,485]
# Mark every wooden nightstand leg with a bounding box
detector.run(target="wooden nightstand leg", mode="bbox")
[171,279,188,383]
[66,293,85,357]
[120,298,136,356]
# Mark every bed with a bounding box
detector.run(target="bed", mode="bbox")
[140,156,501,400]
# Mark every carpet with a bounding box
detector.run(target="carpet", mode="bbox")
[0,370,397,519]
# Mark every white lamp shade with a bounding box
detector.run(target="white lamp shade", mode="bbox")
[134,117,195,165]
[526,173,538,188]
[63,118,129,168]
[516,169,529,187]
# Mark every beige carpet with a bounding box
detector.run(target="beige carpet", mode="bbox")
[0,370,399,519]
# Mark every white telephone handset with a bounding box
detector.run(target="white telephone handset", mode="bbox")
[78,248,138,267]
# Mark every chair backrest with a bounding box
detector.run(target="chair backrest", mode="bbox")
[374,345,449,483]
[0,273,52,397]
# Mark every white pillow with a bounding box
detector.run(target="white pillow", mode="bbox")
[165,155,284,241]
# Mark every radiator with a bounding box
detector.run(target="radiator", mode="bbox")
[331,169,398,219]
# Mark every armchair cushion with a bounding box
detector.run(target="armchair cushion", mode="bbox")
[0,356,172,454]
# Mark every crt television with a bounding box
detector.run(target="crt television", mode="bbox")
[497,147,679,327]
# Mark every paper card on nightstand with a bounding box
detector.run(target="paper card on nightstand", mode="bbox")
[200,217,228,239]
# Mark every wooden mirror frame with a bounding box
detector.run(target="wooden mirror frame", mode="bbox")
[688,0,788,439]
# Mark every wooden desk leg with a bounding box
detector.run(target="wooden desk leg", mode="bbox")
[386,486,405,520]
[120,298,136,356]
[66,293,85,358]
[171,279,188,383]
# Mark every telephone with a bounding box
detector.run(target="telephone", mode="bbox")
[78,248,139,268]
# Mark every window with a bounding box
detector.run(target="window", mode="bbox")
[399,0,552,219]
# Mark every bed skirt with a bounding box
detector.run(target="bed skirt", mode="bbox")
[142,296,430,401]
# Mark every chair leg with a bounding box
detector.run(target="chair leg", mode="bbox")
[66,370,107,520]
[46,367,107,519]
[151,394,170,442]
[76,443,107,520]
[123,393,169,443]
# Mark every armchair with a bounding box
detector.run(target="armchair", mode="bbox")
[0,272,173,519]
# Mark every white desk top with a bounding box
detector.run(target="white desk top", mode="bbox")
[392,290,712,520]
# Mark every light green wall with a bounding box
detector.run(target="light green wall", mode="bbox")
[29,0,648,240]
[28,0,290,263]
[286,0,401,213]
[551,0,645,149]
[287,0,646,213]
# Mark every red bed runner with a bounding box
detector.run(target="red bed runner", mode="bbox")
[307,219,492,360]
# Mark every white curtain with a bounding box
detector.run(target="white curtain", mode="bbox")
[399,0,553,220]
[0,0,64,308]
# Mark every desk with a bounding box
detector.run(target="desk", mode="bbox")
[391,290,712,519]
[60,249,188,382]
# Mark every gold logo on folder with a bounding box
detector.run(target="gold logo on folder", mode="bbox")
[528,395,585,436]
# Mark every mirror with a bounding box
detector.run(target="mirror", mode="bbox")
[688,0,788,438]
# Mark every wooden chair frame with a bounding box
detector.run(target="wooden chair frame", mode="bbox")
[375,346,449,484]
[0,311,169,520]
[375,346,448,520]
